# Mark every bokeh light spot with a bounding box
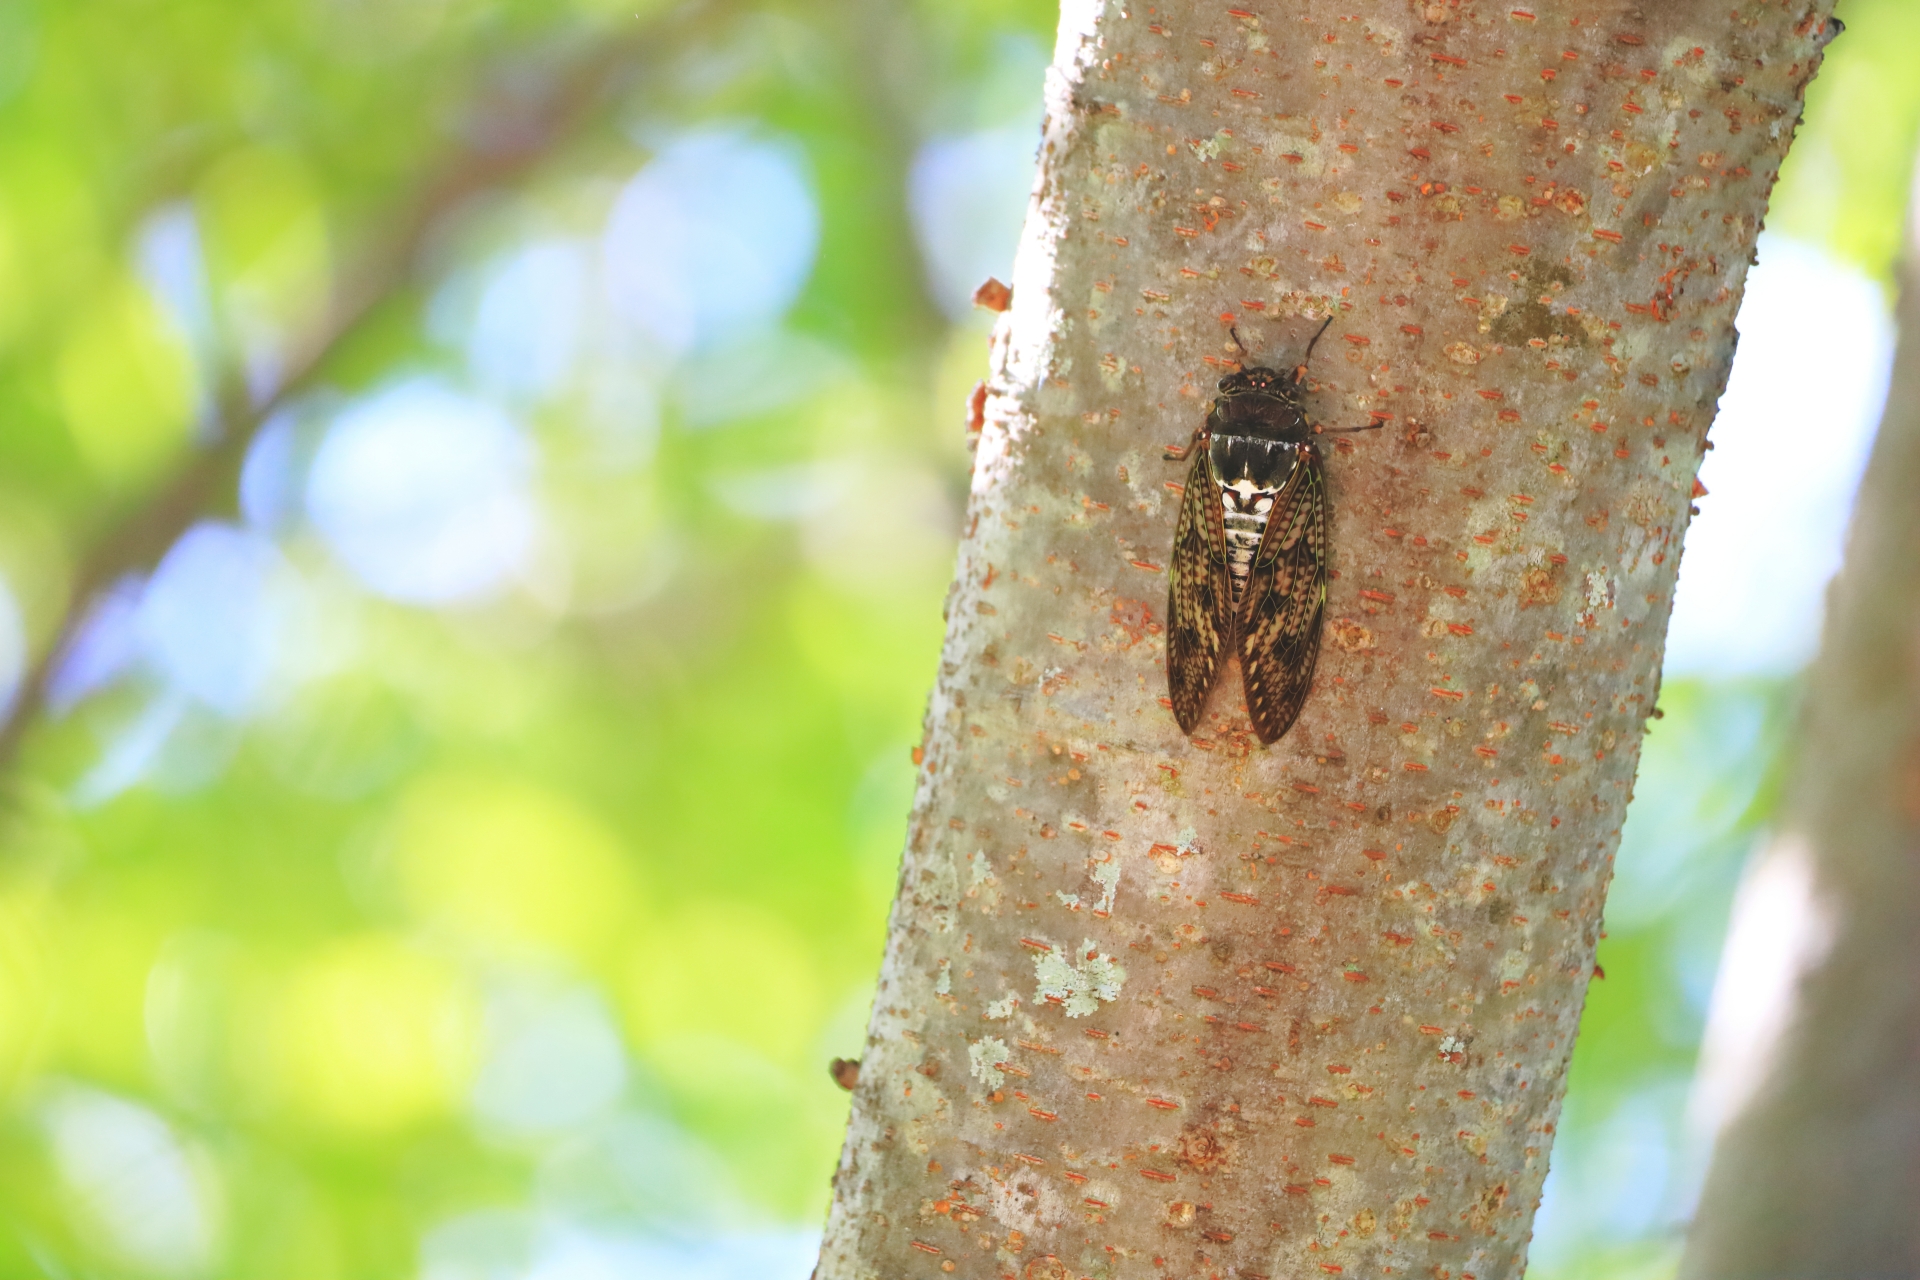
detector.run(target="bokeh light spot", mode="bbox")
[238,409,308,535]
[627,902,821,1069]
[604,130,818,355]
[1664,234,1893,676]
[260,935,477,1134]
[306,378,535,605]
[468,240,589,403]
[389,772,642,965]
[909,125,1038,319]
[56,276,198,485]
[43,1086,220,1275]
[135,522,288,717]
[471,980,628,1139]
[0,573,23,720]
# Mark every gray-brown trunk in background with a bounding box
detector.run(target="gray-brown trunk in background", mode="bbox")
[1680,177,1920,1276]
[817,3,1833,1277]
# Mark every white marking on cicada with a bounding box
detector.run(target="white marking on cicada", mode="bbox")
[1217,475,1282,603]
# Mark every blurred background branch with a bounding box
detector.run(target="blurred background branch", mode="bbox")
[1680,147,1920,1279]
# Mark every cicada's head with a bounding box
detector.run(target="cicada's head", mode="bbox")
[1217,365,1286,395]
[1216,317,1330,400]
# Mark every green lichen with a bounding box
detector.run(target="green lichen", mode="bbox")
[969,1036,1010,1089]
[1033,939,1127,1017]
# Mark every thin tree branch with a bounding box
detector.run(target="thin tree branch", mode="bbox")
[0,11,716,770]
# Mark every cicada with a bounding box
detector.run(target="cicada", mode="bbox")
[1164,317,1376,743]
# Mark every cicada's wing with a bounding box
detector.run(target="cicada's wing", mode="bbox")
[1238,445,1327,744]
[1166,442,1235,734]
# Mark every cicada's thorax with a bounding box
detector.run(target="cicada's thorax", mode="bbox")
[1206,379,1312,606]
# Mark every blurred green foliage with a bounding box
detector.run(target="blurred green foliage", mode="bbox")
[1775,0,1920,281]
[0,0,1908,1276]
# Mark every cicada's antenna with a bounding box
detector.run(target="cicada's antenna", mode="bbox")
[1228,326,1248,366]
[1295,314,1335,384]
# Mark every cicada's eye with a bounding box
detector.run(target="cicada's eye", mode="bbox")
[1218,377,1233,393]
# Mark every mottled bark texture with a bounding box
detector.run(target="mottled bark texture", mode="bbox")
[1681,195,1920,1278]
[819,3,1831,1277]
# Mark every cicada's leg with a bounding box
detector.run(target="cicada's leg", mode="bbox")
[1165,424,1208,462]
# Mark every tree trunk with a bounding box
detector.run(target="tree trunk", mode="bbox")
[817,3,1834,1277]
[1679,173,1920,1277]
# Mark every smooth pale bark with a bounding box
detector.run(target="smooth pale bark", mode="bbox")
[819,3,1832,1277]
[1680,186,1920,1276]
